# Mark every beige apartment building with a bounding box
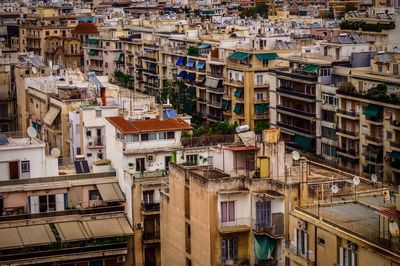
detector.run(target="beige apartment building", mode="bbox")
[336,52,400,185]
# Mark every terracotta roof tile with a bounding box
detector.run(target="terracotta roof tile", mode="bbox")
[72,22,99,35]
[106,117,192,134]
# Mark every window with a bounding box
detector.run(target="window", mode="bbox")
[186,154,198,165]
[295,228,308,256]
[87,153,92,157]
[322,127,337,140]
[378,65,383,73]
[21,161,30,173]
[262,60,268,68]
[339,247,357,266]
[322,143,336,157]
[105,62,108,68]
[39,195,56,213]
[221,238,238,263]
[86,130,91,137]
[141,133,149,141]
[321,110,335,123]
[393,64,399,75]
[89,189,102,201]
[220,201,235,222]
[45,31,49,36]
[149,133,157,140]
[256,92,263,100]
[255,201,271,229]
[95,109,102,117]
[322,93,338,106]
[136,157,146,172]
[159,131,174,140]
[124,134,139,142]
[77,147,81,155]
[318,237,325,246]
[256,75,263,85]
[387,131,392,140]
[143,190,154,204]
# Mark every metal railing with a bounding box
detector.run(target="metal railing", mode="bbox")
[181,134,234,147]
[336,147,359,157]
[277,122,316,135]
[221,257,250,266]
[141,202,160,212]
[87,136,104,147]
[336,128,359,137]
[365,135,383,144]
[253,221,284,237]
[285,241,316,262]
[131,170,168,179]
[276,105,315,117]
[276,87,316,100]
[336,109,359,117]
[142,231,160,241]
[390,141,400,148]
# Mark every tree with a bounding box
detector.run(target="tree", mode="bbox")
[159,80,195,114]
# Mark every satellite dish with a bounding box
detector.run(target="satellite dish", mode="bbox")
[371,174,378,183]
[27,126,37,138]
[389,221,400,237]
[353,176,361,186]
[31,66,37,74]
[331,184,339,194]
[50,147,61,158]
[292,150,300,161]
[53,65,59,71]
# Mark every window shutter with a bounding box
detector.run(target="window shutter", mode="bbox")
[221,202,227,223]
[339,247,344,266]
[232,238,238,261]
[351,251,357,266]
[304,232,308,258]
[221,239,227,260]
[293,228,298,251]
[63,193,68,210]
[228,201,235,221]
[56,194,64,211]
[266,201,271,228]
[29,196,39,214]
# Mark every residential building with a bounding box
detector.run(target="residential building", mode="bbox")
[0,171,134,265]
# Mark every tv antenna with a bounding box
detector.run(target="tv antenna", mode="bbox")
[27,126,37,144]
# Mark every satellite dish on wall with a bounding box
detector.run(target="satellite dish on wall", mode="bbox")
[31,66,37,74]
[389,221,400,237]
[331,184,339,194]
[27,126,37,138]
[353,176,361,186]
[371,174,378,183]
[292,151,300,161]
[50,147,61,158]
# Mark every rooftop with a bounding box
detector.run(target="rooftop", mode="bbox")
[0,136,44,150]
[106,117,192,134]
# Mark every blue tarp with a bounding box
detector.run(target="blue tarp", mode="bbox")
[196,61,205,69]
[163,109,177,119]
[177,71,187,78]
[176,56,184,66]
[186,60,195,67]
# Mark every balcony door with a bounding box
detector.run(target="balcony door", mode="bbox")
[221,238,238,264]
[256,201,271,230]
[221,201,235,223]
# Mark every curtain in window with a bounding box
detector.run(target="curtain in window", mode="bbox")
[228,201,235,221]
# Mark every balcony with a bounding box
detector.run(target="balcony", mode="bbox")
[254,113,269,119]
[365,116,383,125]
[208,86,224,94]
[208,114,223,122]
[129,169,168,179]
[336,109,359,119]
[206,72,223,79]
[87,136,104,148]
[253,216,284,238]
[142,231,160,244]
[277,121,316,136]
[391,141,400,151]
[141,202,160,214]
[274,68,318,82]
[336,147,359,159]
[207,100,223,109]
[182,134,234,147]
[284,241,315,266]
[336,128,360,138]
[276,87,315,101]
[225,79,244,87]
[365,135,383,145]
[276,105,315,118]
[219,217,251,233]
[391,120,400,129]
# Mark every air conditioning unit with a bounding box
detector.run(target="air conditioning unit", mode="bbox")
[117,256,125,263]
[136,222,143,229]
[147,154,156,163]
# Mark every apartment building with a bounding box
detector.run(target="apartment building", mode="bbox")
[45,36,82,69]
[0,171,134,265]
[223,51,280,130]
[19,6,77,60]
[105,116,193,266]
[336,52,400,185]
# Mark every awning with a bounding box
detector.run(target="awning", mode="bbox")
[177,71,187,78]
[185,73,195,82]
[234,88,243,98]
[115,52,123,61]
[255,53,279,61]
[85,39,98,44]
[186,59,195,67]
[196,61,205,69]
[222,101,229,111]
[390,151,400,160]
[234,104,242,114]
[55,221,90,242]
[363,104,382,119]
[197,44,211,49]
[176,56,184,66]
[0,224,56,249]
[302,64,320,72]
[228,52,250,61]
[294,135,312,151]
[43,106,61,126]
[96,183,125,202]
[376,209,400,218]
[83,217,133,238]
[88,49,96,55]
[254,235,275,260]
[255,104,268,114]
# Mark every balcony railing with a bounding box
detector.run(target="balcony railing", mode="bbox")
[276,87,315,100]
[207,100,223,108]
[141,202,160,212]
[277,122,316,136]
[219,217,251,229]
[253,220,284,238]
[365,116,383,123]
[390,141,400,148]
[336,109,359,117]
[274,68,318,82]
[336,128,359,137]
[87,136,104,147]
[142,231,160,242]
[365,135,383,144]
[181,134,234,147]
[221,257,250,266]
[285,241,315,262]
[130,170,168,179]
[390,120,400,127]
[336,147,359,157]
[276,105,315,117]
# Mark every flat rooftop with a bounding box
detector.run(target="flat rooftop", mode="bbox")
[0,137,44,150]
